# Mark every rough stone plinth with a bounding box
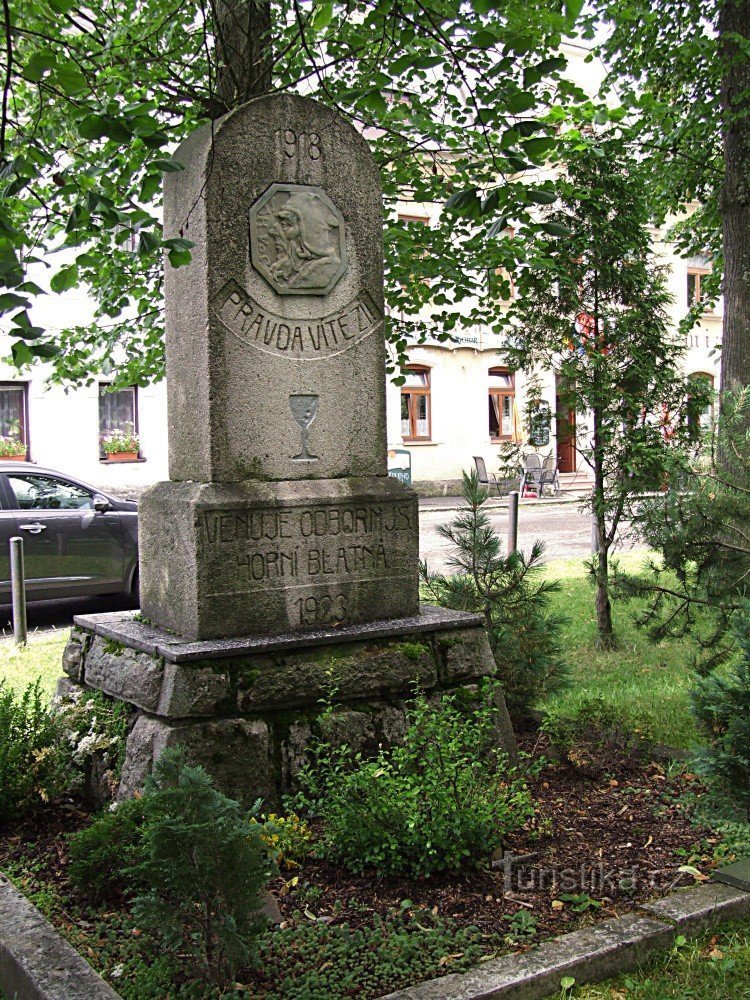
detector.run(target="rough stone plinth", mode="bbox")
[139,475,419,640]
[61,607,516,808]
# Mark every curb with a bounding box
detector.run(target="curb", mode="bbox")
[0,875,120,1000]
[378,881,750,1000]
[418,496,588,514]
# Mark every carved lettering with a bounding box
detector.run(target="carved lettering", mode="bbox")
[215,281,382,360]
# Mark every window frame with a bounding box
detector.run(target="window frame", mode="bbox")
[687,267,712,311]
[98,383,140,459]
[488,367,515,442]
[401,365,432,442]
[0,382,30,459]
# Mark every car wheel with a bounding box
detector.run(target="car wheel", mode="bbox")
[130,568,140,607]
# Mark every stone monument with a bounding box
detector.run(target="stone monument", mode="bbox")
[58,94,516,806]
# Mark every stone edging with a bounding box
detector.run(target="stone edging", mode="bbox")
[378,881,750,1000]
[0,874,120,1000]
[1,876,747,1000]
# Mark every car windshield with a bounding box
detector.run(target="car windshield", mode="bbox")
[8,473,94,511]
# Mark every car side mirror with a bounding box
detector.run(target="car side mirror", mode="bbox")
[93,495,111,513]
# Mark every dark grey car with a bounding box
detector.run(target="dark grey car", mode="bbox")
[0,463,138,602]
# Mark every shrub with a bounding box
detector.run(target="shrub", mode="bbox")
[299,690,535,876]
[129,749,274,986]
[421,470,568,715]
[255,811,313,870]
[68,797,147,900]
[692,607,750,819]
[543,697,640,777]
[0,680,70,821]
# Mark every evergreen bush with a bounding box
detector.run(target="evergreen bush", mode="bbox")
[299,690,535,876]
[421,470,568,715]
[0,680,70,821]
[692,607,750,819]
[129,749,273,985]
[68,797,147,900]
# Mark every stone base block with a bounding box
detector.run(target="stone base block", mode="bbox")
[139,475,419,640]
[60,607,516,808]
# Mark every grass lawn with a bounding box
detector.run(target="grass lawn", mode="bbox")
[541,553,700,750]
[574,918,750,998]
[0,631,67,700]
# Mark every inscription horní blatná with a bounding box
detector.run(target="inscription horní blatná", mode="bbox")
[249,183,348,295]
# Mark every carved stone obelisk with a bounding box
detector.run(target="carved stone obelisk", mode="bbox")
[60,95,516,807]
[138,94,419,640]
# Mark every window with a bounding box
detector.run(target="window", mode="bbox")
[489,368,515,441]
[7,473,94,510]
[0,383,29,456]
[99,384,138,457]
[401,366,431,441]
[688,372,715,431]
[687,268,711,309]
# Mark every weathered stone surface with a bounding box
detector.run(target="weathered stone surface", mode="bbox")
[140,477,419,640]
[157,662,231,718]
[437,628,497,683]
[161,93,388,485]
[73,605,484,662]
[119,714,274,808]
[379,914,674,999]
[84,636,164,712]
[237,639,436,711]
[714,858,750,893]
[61,628,87,681]
[51,675,81,707]
[642,882,750,934]
[0,874,121,1000]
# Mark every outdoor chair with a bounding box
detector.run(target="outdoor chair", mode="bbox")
[539,454,561,496]
[473,456,501,495]
[519,453,542,496]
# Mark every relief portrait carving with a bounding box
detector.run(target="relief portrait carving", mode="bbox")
[249,183,348,296]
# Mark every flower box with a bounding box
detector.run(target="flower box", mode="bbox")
[105,451,139,462]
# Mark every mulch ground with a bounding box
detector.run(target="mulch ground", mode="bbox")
[0,733,717,953]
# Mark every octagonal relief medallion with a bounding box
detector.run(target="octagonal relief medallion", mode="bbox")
[249,183,348,296]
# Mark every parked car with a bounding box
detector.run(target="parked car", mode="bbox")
[0,463,138,603]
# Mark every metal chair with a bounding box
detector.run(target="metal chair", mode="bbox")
[519,453,542,496]
[539,453,560,496]
[473,456,501,495]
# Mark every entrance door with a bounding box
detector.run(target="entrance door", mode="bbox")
[556,376,576,473]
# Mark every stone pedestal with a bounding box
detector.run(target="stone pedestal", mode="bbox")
[60,607,517,808]
[140,476,418,640]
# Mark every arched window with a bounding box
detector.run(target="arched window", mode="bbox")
[488,368,515,441]
[401,366,431,441]
[688,372,715,430]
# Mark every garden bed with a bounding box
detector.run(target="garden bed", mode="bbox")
[0,734,726,999]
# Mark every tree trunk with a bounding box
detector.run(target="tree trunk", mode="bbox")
[592,403,617,649]
[719,0,750,398]
[213,0,273,112]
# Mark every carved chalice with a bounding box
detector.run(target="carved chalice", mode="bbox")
[290,394,319,461]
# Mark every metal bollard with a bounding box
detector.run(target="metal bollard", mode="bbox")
[508,490,519,554]
[10,536,27,646]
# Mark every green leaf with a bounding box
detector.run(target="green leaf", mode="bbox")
[0,292,30,313]
[311,1,333,30]
[139,231,161,255]
[55,63,88,95]
[78,115,109,140]
[168,248,192,268]
[564,0,585,25]
[523,137,556,159]
[444,188,480,215]
[504,91,536,114]
[50,264,79,293]
[31,343,60,358]
[473,29,500,49]
[151,158,184,173]
[23,49,56,83]
[11,341,33,367]
[541,221,573,237]
[526,188,557,205]
[560,976,575,991]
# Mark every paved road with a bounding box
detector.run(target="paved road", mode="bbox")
[420,501,641,575]
[0,502,642,637]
